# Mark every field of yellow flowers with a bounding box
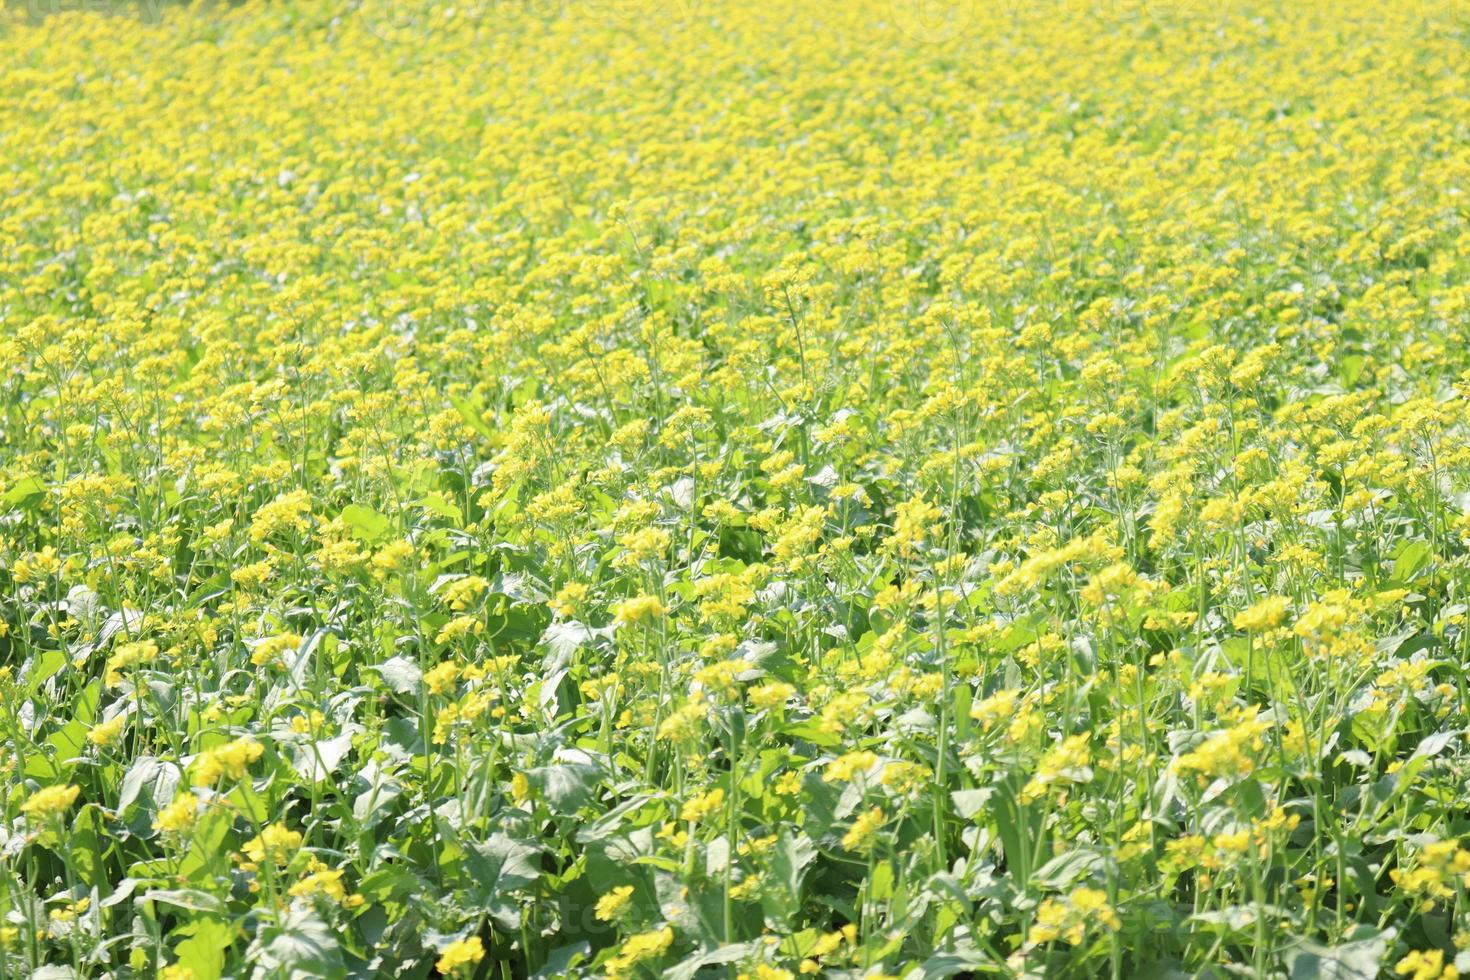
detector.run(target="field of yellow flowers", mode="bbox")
[4,0,1470,976]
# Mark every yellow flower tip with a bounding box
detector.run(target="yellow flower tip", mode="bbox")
[20,784,80,822]
[436,936,485,975]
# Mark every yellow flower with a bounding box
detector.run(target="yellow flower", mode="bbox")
[594,885,635,922]
[153,794,199,834]
[748,680,795,711]
[841,807,885,855]
[1030,887,1120,945]
[606,927,674,977]
[87,713,127,747]
[1397,949,1457,980]
[249,489,311,542]
[550,581,589,617]
[21,784,80,821]
[193,737,264,786]
[436,936,485,975]
[750,966,795,980]
[1020,733,1093,803]
[613,594,667,625]
[435,615,480,644]
[242,823,303,867]
[1233,595,1291,632]
[249,632,302,667]
[371,540,415,575]
[289,866,348,902]
[424,660,461,695]
[5,0,1470,967]
[680,787,725,823]
[886,495,941,558]
[1068,886,1121,930]
[12,547,62,584]
[823,750,878,783]
[970,689,1019,731]
[104,640,159,686]
[439,575,489,611]
[1172,712,1271,782]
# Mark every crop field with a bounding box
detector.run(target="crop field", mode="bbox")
[4,0,1470,976]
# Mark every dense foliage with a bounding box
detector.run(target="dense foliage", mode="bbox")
[4,0,1470,976]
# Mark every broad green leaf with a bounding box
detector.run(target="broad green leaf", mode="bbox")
[526,762,602,814]
[372,656,422,695]
[340,503,392,542]
[252,902,345,980]
[173,918,235,980]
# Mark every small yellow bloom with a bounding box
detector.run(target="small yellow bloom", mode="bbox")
[606,927,674,976]
[21,784,80,822]
[193,736,264,786]
[595,885,635,922]
[613,594,667,625]
[153,794,199,834]
[841,806,885,855]
[424,660,461,695]
[242,823,303,867]
[436,936,485,975]
[680,787,725,823]
[104,640,159,686]
[1233,595,1291,632]
[289,867,348,902]
[87,713,127,747]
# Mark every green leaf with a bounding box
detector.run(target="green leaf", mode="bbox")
[540,620,607,671]
[449,394,495,439]
[372,656,422,695]
[140,889,224,914]
[1032,848,1105,890]
[761,831,816,928]
[416,491,463,522]
[177,806,231,884]
[950,788,994,820]
[1392,540,1432,582]
[782,720,842,748]
[1284,926,1392,979]
[357,866,420,904]
[24,648,67,695]
[1337,354,1366,386]
[464,833,542,929]
[3,475,47,509]
[118,756,182,817]
[340,503,391,543]
[991,780,1039,887]
[252,902,345,980]
[173,918,234,980]
[352,765,405,829]
[526,762,602,815]
[665,942,763,980]
[292,731,355,782]
[32,680,101,780]
[533,942,590,979]
[69,804,109,889]
[1412,730,1461,760]
[911,945,1002,979]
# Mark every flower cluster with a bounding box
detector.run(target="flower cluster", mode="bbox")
[3,0,1470,976]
